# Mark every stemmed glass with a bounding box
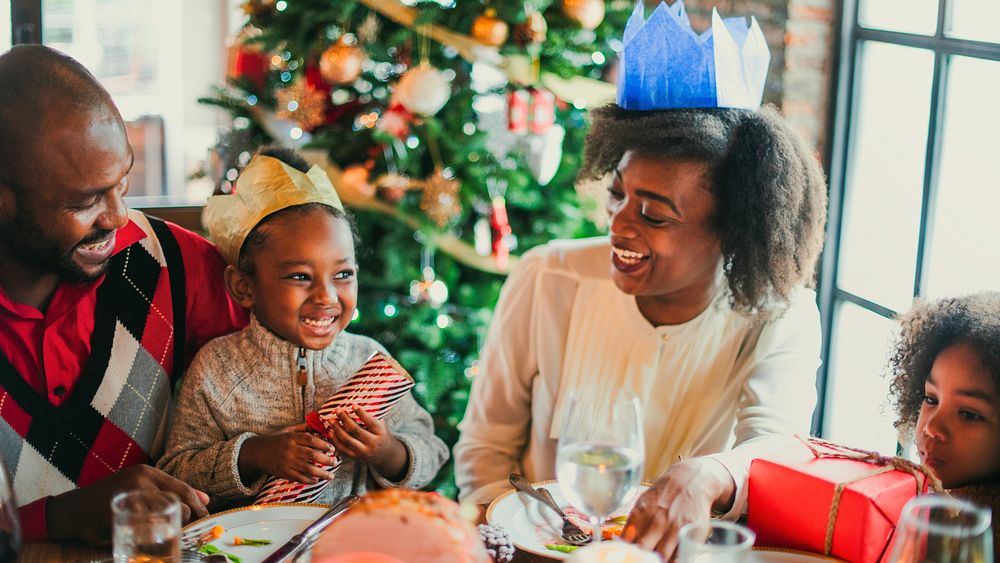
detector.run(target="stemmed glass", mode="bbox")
[555,385,644,544]
[887,495,993,563]
[0,457,20,562]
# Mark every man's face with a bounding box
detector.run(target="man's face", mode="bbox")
[0,107,133,283]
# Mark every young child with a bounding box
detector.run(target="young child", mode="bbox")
[158,149,448,507]
[888,291,1000,548]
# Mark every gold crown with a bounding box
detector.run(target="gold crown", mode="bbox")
[205,155,345,265]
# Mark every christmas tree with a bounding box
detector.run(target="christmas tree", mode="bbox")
[202,0,635,496]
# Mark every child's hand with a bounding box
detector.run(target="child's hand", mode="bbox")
[329,406,409,481]
[240,424,337,485]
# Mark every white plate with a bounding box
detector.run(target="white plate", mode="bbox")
[485,481,841,562]
[486,479,648,560]
[183,503,329,563]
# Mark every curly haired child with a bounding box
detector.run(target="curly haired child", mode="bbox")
[889,291,1000,550]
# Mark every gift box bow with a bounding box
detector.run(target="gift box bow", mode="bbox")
[797,436,944,556]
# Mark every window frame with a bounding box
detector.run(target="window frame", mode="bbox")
[816,0,1000,436]
[10,0,41,45]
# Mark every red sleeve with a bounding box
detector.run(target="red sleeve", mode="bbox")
[166,222,249,370]
[19,497,48,543]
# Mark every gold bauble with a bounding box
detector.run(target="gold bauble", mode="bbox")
[513,11,548,46]
[562,0,606,30]
[471,9,509,47]
[319,40,365,86]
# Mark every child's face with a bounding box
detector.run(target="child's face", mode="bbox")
[915,341,1000,489]
[231,210,358,350]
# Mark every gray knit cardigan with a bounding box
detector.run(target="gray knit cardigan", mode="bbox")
[157,316,449,508]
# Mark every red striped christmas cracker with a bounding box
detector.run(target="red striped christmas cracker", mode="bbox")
[254,351,415,505]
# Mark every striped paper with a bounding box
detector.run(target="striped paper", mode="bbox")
[254,351,415,505]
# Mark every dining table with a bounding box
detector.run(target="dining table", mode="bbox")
[17,544,559,562]
[16,505,562,562]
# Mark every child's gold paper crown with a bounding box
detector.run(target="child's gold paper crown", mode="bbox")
[617,0,770,110]
[205,154,345,265]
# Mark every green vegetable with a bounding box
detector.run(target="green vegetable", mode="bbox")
[545,544,581,553]
[610,515,629,524]
[199,543,243,563]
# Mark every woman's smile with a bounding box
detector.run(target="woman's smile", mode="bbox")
[611,244,650,274]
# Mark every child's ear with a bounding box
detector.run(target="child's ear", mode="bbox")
[224,265,255,309]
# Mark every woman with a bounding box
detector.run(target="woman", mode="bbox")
[454,104,827,557]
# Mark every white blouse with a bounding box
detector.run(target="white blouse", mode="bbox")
[454,237,821,516]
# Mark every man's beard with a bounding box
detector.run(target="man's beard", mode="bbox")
[0,208,112,284]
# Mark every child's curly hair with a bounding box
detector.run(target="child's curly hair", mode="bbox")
[889,291,1000,431]
[579,104,828,315]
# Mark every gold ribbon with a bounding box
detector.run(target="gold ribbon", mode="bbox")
[796,436,945,556]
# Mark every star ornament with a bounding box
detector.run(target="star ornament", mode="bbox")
[418,167,462,227]
[276,79,328,131]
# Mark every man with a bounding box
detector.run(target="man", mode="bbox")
[0,45,247,545]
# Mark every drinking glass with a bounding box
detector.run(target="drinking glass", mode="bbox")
[678,521,755,562]
[112,490,181,563]
[0,458,20,562]
[887,495,993,563]
[555,385,644,544]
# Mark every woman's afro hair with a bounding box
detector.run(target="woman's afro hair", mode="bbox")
[580,104,828,314]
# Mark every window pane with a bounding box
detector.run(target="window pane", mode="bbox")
[924,56,1000,298]
[41,0,235,199]
[823,301,899,455]
[859,0,938,36]
[837,43,933,313]
[1,2,10,50]
[948,0,1000,43]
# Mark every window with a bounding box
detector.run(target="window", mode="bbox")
[11,0,245,201]
[819,0,1000,454]
[1,3,10,49]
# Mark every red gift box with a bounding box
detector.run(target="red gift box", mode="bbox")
[748,438,940,563]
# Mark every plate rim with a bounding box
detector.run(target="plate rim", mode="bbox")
[182,502,331,532]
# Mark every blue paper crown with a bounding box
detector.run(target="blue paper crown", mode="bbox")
[617,0,770,111]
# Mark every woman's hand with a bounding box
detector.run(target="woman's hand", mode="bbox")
[240,423,337,485]
[622,457,737,560]
[329,406,409,481]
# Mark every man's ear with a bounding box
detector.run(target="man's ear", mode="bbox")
[224,265,255,309]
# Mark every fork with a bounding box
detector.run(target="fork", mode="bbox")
[180,520,217,551]
[537,487,593,545]
[508,474,590,546]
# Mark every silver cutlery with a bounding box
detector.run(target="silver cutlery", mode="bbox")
[261,494,360,563]
[509,474,590,546]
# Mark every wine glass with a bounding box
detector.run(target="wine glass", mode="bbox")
[887,494,993,563]
[555,385,644,544]
[0,457,20,562]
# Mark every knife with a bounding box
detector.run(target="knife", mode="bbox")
[261,494,360,563]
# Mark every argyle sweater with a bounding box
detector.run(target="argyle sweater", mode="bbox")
[0,214,185,507]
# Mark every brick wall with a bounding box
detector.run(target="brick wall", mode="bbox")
[643,0,836,158]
